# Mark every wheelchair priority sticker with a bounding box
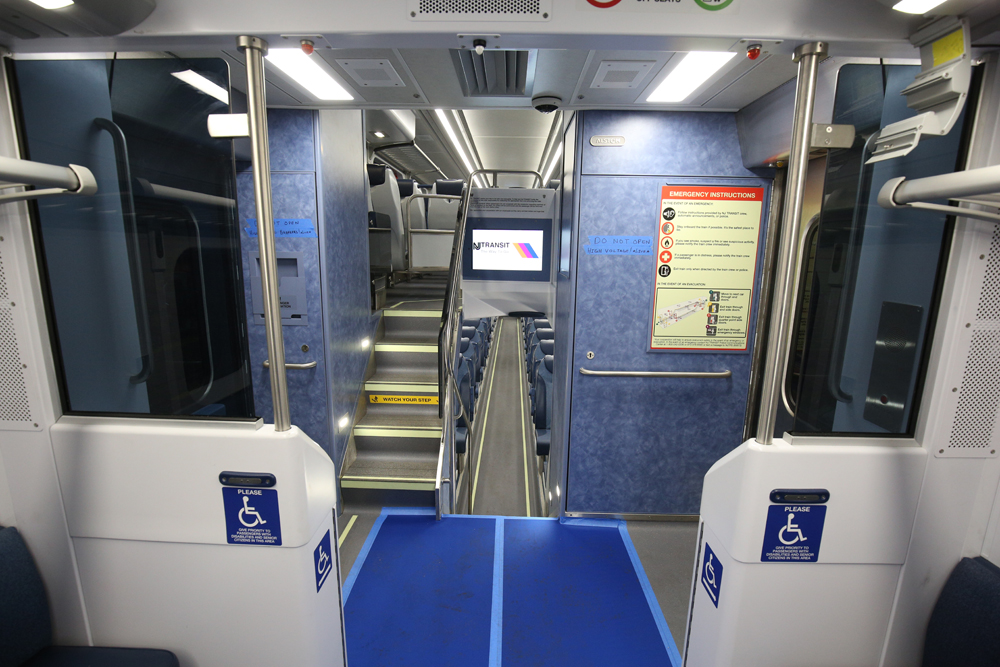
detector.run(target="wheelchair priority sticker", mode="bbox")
[761,505,826,562]
[701,542,723,607]
[314,530,333,592]
[223,488,282,546]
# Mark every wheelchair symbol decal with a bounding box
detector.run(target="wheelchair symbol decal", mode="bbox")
[222,487,282,546]
[700,542,723,607]
[314,530,333,592]
[761,505,826,562]
[778,513,806,545]
[238,494,267,528]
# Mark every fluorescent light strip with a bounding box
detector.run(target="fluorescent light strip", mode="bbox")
[452,111,489,189]
[28,0,73,8]
[172,70,229,105]
[892,0,947,13]
[542,143,563,185]
[266,49,353,101]
[435,109,486,188]
[647,51,737,104]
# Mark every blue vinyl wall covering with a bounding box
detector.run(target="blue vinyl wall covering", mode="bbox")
[239,109,373,470]
[238,109,332,457]
[564,111,772,515]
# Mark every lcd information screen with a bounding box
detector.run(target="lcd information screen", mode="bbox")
[471,229,545,272]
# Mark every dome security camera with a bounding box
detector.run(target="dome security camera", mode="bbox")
[532,95,562,113]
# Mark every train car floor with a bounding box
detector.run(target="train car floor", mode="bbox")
[467,317,543,517]
[340,509,686,667]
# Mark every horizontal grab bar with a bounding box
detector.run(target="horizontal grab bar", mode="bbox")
[263,360,317,370]
[579,368,731,379]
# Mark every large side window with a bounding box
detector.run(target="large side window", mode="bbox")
[12,57,254,418]
[790,64,972,435]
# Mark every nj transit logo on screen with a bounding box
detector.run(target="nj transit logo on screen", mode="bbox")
[472,230,544,272]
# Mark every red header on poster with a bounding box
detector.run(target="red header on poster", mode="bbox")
[662,186,763,201]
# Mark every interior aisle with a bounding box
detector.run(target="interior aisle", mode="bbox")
[467,317,542,517]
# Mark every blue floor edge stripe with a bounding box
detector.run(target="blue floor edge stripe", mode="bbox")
[343,510,388,603]
[489,518,504,667]
[618,522,684,667]
[382,507,437,515]
[560,517,620,528]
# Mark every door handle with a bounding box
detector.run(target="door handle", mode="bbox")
[263,360,317,370]
[579,368,731,379]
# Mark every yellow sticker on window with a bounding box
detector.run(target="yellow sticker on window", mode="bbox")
[932,29,965,68]
[369,394,439,405]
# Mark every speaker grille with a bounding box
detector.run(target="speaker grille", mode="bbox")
[948,226,1000,453]
[0,245,31,423]
[418,0,541,13]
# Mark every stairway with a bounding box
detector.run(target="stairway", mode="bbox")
[341,275,448,504]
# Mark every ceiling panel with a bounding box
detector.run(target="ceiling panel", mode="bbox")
[699,53,799,110]
[571,50,676,106]
[465,109,557,186]
[317,48,429,105]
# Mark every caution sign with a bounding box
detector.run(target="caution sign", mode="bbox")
[650,185,764,351]
[369,394,439,405]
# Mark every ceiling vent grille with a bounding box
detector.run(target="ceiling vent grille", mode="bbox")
[451,49,534,97]
[336,59,406,88]
[591,61,656,89]
[408,0,551,21]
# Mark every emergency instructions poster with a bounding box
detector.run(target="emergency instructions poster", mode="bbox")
[650,185,764,351]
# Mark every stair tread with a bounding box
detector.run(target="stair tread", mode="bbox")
[356,412,442,429]
[366,369,438,386]
[378,335,438,347]
[343,458,437,480]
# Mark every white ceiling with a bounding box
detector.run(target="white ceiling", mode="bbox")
[464,109,558,187]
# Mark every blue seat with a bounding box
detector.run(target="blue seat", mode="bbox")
[527,328,554,371]
[530,338,554,386]
[0,526,179,667]
[533,355,554,457]
[923,556,1000,667]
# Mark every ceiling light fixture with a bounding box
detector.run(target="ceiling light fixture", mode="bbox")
[435,109,487,188]
[27,0,73,8]
[373,131,386,139]
[172,70,230,105]
[891,0,948,13]
[647,51,737,104]
[266,49,354,101]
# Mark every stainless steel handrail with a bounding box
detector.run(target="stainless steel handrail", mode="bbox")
[262,360,317,370]
[95,117,153,385]
[434,441,445,521]
[579,368,732,379]
[473,168,544,188]
[756,41,828,446]
[781,212,822,417]
[240,34,291,432]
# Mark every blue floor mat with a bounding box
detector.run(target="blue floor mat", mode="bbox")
[344,510,680,667]
[344,512,497,667]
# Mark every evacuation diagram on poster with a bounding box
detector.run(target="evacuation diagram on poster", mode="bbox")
[650,185,764,351]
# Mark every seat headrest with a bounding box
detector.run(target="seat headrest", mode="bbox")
[535,328,554,340]
[366,164,386,188]
[464,318,484,327]
[397,179,416,198]
[462,326,477,338]
[547,179,561,190]
[544,355,553,373]
[435,179,465,197]
[533,319,550,328]
[539,339,554,355]
[460,338,470,353]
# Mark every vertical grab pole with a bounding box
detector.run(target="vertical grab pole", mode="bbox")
[755,41,827,446]
[239,35,291,432]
